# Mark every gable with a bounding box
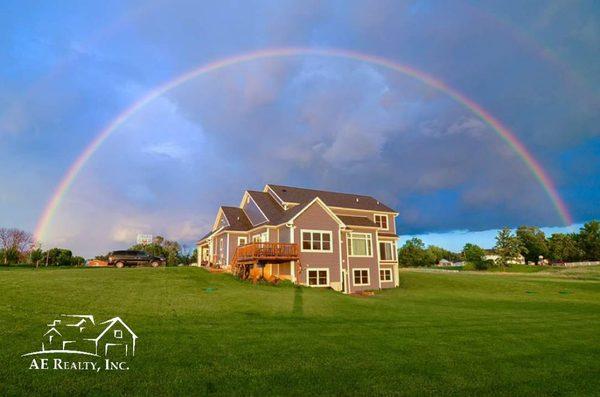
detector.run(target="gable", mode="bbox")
[241,193,268,225]
[290,198,345,228]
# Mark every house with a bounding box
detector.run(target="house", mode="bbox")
[196,184,399,294]
[84,317,137,357]
[483,250,526,265]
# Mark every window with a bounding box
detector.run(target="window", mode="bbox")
[301,230,333,252]
[347,233,372,257]
[252,232,268,243]
[307,269,329,286]
[114,330,123,339]
[374,214,388,230]
[238,237,247,246]
[380,268,392,282]
[353,269,370,286]
[379,241,396,261]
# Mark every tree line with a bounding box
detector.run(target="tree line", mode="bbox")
[0,228,196,267]
[0,227,85,266]
[398,220,600,269]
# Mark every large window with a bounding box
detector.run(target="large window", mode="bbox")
[347,233,372,257]
[307,269,329,286]
[301,230,333,252]
[379,241,396,261]
[380,268,392,282]
[353,269,370,286]
[374,214,388,230]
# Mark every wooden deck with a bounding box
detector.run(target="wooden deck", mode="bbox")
[231,242,300,281]
[235,242,299,263]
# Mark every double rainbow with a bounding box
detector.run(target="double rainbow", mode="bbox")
[34,47,572,243]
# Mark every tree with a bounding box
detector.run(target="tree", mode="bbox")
[44,248,75,266]
[577,220,600,260]
[129,235,182,266]
[427,245,461,263]
[548,233,582,263]
[0,227,35,264]
[516,226,549,264]
[494,227,524,268]
[29,247,44,267]
[463,243,490,270]
[397,238,436,267]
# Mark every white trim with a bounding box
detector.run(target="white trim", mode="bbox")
[378,241,396,262]
[239,191,269,225]
[264,185,286,209]
[306,268,330,287]
[379,268,393,282]
[211,208,230,231]
[375,230,381,290]
[374,213,389,231]
[347,232,373,257]
[289,224,296,283]
[300,229,334,253]
[352,268,370,286]
[226,234,230,265]
[237,236,247,246]
[338,228,344,292]
[252,231,268,243]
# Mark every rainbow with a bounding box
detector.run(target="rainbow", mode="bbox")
[34,47,573,243]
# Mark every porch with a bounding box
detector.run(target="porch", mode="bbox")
[231,242,300,282]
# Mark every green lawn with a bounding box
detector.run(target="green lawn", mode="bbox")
[1,266,599,396]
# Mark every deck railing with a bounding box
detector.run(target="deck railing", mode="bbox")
[235,242,299,262]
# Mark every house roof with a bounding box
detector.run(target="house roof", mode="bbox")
[221,206,253,231]
[267,184,396,213]
[337,215,379,228]
[197,230,214,243]
[246,191,286,222]
[378,232,399,238]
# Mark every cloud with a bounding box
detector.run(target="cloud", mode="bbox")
[1,0,598,256]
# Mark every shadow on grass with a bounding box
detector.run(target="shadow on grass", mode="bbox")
[292,286,303,317]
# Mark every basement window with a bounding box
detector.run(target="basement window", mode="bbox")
[307,269,329,286]
[380,268,393,282]
[353,269,370,286]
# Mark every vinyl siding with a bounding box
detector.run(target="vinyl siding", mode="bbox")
[293,202,341,288]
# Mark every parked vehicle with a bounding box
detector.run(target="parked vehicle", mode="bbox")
[107,250,165,268]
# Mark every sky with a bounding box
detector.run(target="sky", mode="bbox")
[0,0,598,257]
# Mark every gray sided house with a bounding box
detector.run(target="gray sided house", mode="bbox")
[196,184,399,294]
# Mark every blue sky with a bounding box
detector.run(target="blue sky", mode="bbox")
[1,1,598,257]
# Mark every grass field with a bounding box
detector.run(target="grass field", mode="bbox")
[1,266,599,396]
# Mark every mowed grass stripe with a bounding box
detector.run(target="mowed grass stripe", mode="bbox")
[0,266,598,396]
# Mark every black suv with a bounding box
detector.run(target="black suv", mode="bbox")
[107,250,165,268]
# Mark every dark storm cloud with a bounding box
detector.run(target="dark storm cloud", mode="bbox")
[0,0,597,255]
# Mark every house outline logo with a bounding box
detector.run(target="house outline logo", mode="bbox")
[22,314,138,358]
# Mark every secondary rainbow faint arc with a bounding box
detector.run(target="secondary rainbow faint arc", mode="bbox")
[34,47,573,242]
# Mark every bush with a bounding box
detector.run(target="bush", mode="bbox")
[474,259,493,270]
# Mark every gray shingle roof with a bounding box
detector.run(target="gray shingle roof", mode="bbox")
[338,215,379,228]
[267,184,396,213]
